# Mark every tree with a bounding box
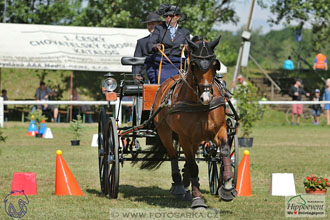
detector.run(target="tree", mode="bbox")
[72,1,239,66]
[0,0,79,24]
[258,0,330,50]
[72,0,159,28]
[73,0,238,35]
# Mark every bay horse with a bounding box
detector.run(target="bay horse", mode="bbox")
[140,36,236,208]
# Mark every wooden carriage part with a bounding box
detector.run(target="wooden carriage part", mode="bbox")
[142,84,159,111]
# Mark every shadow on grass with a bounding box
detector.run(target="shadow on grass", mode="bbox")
[119,185,193,208]
[86,189,105,197]
[86,185,214,209]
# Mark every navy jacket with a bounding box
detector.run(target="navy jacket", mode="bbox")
[147,23,190,57]
[132,35,150,75]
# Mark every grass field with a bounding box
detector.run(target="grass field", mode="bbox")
[0,110,330,219]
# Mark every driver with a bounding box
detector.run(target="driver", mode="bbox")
[146,4,190,84]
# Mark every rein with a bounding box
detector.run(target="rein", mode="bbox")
[157,46,198,96]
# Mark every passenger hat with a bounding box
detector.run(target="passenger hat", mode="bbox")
[315,89,320,93]
[158,4,186,21]
[143,12,162,23]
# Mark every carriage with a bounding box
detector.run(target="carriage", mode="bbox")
[97,37,240,208]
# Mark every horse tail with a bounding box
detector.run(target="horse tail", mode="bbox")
[137,136,169,170]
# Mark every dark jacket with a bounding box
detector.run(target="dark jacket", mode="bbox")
[289,86,307,101]
[147,22,190,57]
[312,97,322,111]
[132,35,150,75]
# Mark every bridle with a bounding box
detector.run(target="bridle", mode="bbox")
[188,41,220,103]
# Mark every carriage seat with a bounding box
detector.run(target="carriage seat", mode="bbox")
[121,57,146,66]
[124,85,142,96]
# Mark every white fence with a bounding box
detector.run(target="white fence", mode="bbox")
[0,98,133,128]
[1,99,330,128]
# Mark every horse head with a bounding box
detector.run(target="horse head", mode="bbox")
[186,36,221,105]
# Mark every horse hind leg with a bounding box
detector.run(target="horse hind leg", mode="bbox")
[219,143,237,202]
[214,127,237,201]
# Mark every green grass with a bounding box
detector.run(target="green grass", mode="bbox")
[0,116,330,219]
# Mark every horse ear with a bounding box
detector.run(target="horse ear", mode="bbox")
[215,59,221,71]
[209,35,221,50]
[186,37,198,50]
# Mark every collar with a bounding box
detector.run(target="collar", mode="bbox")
[166,23,178,30]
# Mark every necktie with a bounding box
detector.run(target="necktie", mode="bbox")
[169,26,176,40]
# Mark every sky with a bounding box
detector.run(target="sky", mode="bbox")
[217,1,292,33]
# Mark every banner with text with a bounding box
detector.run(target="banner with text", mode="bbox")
[0,23,148,72]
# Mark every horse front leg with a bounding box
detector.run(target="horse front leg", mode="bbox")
[157,123,186,199]
[180,135,207,209]
[214,126,237,201]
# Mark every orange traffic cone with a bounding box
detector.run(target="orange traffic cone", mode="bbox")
[55,150,84,196]
[236,150,252,196]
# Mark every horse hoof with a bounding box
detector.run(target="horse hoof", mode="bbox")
[191,197,208,209]
[218,186,237,202]
[183,190,192,201]
[170,183,185,198]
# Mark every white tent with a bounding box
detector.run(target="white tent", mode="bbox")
[0,23,148,72]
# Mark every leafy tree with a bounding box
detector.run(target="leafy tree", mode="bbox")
[249,26,330,70]
[234,82,265,137]
[72,0,159,27]
[1,0,79,24]
[258,0,330,50]
[73,0,238,36]
[72,0,239,66]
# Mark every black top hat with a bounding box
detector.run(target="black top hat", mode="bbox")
[143,12,162,23]
[158,4,186,21]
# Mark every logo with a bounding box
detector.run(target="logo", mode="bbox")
[286,194,325,217]
[3,190,29,219]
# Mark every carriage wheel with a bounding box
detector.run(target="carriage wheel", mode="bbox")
[104,117,120,199]
[208,159,219,195]
[231,135,239,187]
[98,107,108,195]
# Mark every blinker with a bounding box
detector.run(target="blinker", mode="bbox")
[197,59,213,72]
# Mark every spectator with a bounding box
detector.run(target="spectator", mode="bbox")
[1,89,8,121]
[312,89,322,125]
[322,78,330,126]
[313,50,328,70]
[288,79,310,125]
[231,74,247,90]
[35,81,58,122]
[283,56,294,70]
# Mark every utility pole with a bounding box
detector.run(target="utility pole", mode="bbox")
[231,0,255,93]
[296,22,304,78]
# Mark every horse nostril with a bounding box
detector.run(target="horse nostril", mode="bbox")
[200,92,212,105]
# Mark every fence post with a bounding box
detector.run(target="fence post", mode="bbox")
[0,97,3,128]
[271,84,274,100]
